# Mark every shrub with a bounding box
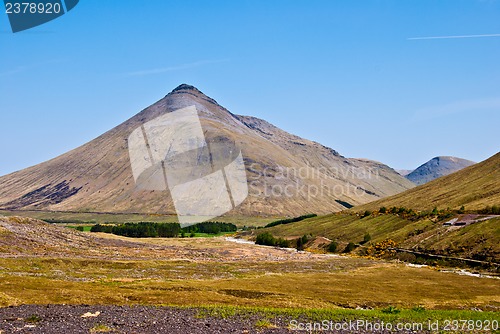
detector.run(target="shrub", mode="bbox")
[382,306,400,314]
[296,234,310,250]
[276,238,290,248]
[256,232,277,246]
[327,241,338,253]
[362,233,371,244]
[479,205,500,214]
[90,224,113,233]
[255,232,289,248]
[361,210,372,218]
[343,242,357,253]
[379,207,387,214]
[412,306,426,312]
[367,239,397,257]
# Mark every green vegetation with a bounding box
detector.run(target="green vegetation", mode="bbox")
[263,211,500,265]
[296,234,309,251]
[66,225,92,232]
[479,205,500,214]
[90,324,114,333]
[381,306,401,314]
[327,241,338,253]
[264,214,317,228]
[181,222,237,234]
[361,210,372,218]
[90,222,180,238]
[0,209,275,227]
[196,305,498,327]
[254,319,275,329]
[255,232,290,247]
[90,221,237,238]
[343,242,357,253]
[25,314,42,323]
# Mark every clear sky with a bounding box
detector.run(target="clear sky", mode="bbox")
[1,0,499,176]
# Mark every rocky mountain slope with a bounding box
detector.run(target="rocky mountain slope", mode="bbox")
[0,84,414,217]
[406,156,475,185]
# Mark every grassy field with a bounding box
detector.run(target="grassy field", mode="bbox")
[0,256,499,311]
[194,305,500,331]
[0,209,275,227]
[1,215,498,329]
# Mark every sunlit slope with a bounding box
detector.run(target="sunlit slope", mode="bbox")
[356,152,500,211]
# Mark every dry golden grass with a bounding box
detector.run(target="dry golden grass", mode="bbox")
[0,216,498,313]
[0,257,498,311]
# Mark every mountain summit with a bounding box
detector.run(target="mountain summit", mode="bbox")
[406,156,475,185]
[0,85,414,216]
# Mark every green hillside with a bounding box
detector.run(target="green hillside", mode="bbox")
[262,213,500,264]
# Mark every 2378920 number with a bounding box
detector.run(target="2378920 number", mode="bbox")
[5,2,61,14]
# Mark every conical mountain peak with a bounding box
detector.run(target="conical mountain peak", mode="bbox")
[167,83,220,107]
[171,83,202,93]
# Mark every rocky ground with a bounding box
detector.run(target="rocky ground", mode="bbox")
[0,305,426,334]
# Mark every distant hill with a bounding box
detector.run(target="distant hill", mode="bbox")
[357,152,499,211]
[406,156,475,185]
[0,84,414,217]
[396,169,413,177]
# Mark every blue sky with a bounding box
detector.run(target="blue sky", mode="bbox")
[1,0,499,176]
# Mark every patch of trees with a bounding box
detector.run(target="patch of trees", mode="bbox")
[361,233,371,244]
[343,242,357,253]
[479,205,500,215]
[264,214,317,228]
[359,206,455,221]
[327,241,338,253]
[295,234,310,251]
[181,222,237,235]
[255,232,290,248]
[90,222,180,238]
[365,205,500,221]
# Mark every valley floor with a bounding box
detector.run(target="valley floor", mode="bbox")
[0,216,499,332]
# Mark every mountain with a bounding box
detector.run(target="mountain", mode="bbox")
[357,152,500,211]
[0,84,414,217]
[396,169,413,177]
[406,156,475,185]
